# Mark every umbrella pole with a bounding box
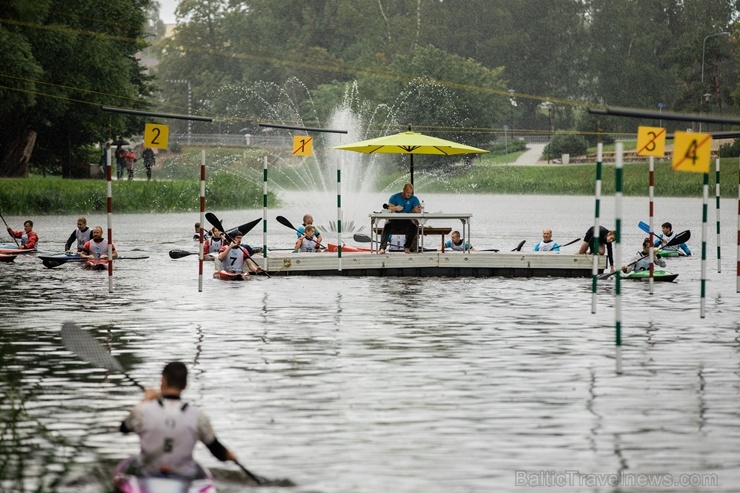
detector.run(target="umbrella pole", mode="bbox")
[410,154,414,186]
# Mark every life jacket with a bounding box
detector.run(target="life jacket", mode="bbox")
[137,397,199,477]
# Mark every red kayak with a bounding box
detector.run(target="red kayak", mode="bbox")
[213,270,248,281]
[0,247,36,255]
[84,259,108,270]
[0,253,17,262]
[326,243,373,253]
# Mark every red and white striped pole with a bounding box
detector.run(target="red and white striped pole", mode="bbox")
[106,148,114,293]
[198,150,206,292]
[648,156,655,293]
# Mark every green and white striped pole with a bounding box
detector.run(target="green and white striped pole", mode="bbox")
[337,156,343,271]
[615,143,624,374]
[262,156,268,271]
[715,158,721,273]
[591,143,603,314]
[701,172,709,318]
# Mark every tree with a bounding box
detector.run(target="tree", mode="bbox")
[0,0,155,177]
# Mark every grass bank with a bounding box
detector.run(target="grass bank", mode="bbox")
[0,175,271,215]
[419,159,737,197]
[2,148,735,215]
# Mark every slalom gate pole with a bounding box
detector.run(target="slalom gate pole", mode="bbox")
[648,156,655,293]
[615,143,624,374]
[198,150,205,292]
[591,143,603,314]
[701,172,709,318]
[107,150,114,293]
[715,159,721,273]
[263,156,268,271]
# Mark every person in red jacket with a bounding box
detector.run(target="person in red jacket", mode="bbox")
[7,220,38,250]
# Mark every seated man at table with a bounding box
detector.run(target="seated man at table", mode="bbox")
[379,183,421,254]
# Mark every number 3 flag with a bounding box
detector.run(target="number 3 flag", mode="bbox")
[672,131,712,173]
[636,126,666,157]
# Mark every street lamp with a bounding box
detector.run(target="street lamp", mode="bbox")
[508,89,516,128]
[700,31,729,132]
[541,101,554,163]
[166,79,192,145]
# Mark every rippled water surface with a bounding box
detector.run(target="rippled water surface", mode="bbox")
[2,193,739,493]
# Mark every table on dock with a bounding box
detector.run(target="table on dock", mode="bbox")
[369,212,472,252]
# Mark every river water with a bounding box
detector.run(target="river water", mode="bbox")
[1,193,739,493]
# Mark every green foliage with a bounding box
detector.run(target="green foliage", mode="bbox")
[719,138,740,158]
[0,175,272,214]
[420,159,738,197]
[0,0,157,178]
[544,133,589,159]
[487,139,527,156]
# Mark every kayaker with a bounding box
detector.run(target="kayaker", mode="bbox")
[441,230,475,251]
[653,222,691,256]
[80,226,118,260]
[294,225,321,252]
[64,216,92,253]
[533,228,559,252]
[203,228,226,259]
[296,213,323,245]
[622,237,666,273]
[119,361,238,478]
[578,226,616,272]
[218,230,263,274]
[378,183,422,254]
[7,220,38,250]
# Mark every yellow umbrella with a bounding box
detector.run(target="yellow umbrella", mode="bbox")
[333,128,488,185]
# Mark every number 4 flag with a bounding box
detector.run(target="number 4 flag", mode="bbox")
[672,131,712,173]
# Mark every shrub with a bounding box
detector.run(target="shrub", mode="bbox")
[719,138,740,158]
[543,133,589,159]
[487,138,527,156]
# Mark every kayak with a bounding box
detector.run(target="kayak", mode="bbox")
[657,249,686,258]
[39,252,83,268]
[84,259,108,270]
[213,270,248,281]
[40,253,149,268]
[0,247,37,254]
[0,253,16,262]
[327,243,372,253]
[623,269,678,282]
[112,456,216,493]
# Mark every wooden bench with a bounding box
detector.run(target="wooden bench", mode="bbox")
[374,226,453,251]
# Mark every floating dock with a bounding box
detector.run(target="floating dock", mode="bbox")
[260,251,604,278]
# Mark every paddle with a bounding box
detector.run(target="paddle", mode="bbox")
[206,213,269,277]
[559,238,582,248]
[61,321,144,390]
[512,240,526,252]
[276,215,324,250]
[597,229,691,280]
[0,211,20,248]
[61,322,264,485]
[169,249,198,259]
[638,221,660,237]
[42,255,150,269]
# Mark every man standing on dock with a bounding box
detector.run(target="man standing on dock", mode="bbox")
[379,183,422,254]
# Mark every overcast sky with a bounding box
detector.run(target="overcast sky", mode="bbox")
[158,0,177,24]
